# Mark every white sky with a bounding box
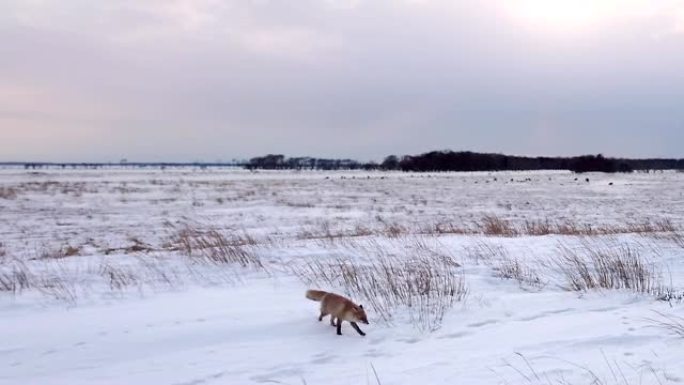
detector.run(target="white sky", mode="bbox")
[1,0,683,162]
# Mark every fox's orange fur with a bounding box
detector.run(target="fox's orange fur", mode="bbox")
[305,289,369,336]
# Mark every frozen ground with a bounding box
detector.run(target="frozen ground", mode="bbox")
[1,168,683,385]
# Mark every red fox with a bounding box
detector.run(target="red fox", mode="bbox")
[305,289,369,336]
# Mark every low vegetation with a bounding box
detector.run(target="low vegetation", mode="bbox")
[495,352,673,385]
[0,186,18,199]
[647,310,684,338]
[290,239,467,331]
[1,170,681,337]
[553,243,663,294]
[296,215,681,240]
[493,256,547,291]
[168,223,264,269]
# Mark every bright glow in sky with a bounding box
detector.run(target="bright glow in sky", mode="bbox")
[504,0,675,33]
[1,0,683,161]
[507,0,616,31]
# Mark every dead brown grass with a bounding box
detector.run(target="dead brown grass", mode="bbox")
[36,245,82,260]
[523,219,552,236]
[430,221,469,235]
[289,213,681,243]
[99,262,141,291]
[462,241,508,265]
[0,186,18,199]
[0,260,31,293]
[627,218,676,233]
[554,243,662,293]
[168,224,264,269]
[480,215,518,236]
[291,239,466,331]
[493,256,546,291]
[36,272,78,304]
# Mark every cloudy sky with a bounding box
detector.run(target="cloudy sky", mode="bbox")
[1,0,683,162]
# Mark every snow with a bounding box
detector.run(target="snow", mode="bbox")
[1,168,683,385]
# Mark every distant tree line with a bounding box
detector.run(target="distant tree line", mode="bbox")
[389,152,636,173]
[245,151,684,173]
[4,151,682,173]
[6,162,243,170]
[245,154,377,170]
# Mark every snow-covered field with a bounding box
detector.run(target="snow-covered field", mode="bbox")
[1,168,683,385]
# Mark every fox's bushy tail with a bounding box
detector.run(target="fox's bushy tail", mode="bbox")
[305,289,328,301]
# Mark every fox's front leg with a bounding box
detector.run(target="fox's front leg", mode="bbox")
[350,322,366,336]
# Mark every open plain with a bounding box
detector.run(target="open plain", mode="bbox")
[1,168,683,385]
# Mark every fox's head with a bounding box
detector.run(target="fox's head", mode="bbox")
[354,304,369,324]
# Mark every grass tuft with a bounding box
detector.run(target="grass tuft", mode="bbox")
[168,223,264,269]
[291,239,466,331]
[554,243,662,294]
[646,310,684,337]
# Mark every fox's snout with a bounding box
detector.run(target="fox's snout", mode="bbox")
[356,307,369,325]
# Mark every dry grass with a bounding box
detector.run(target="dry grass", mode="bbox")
[97,256,193,293]
[0,251,250,303]
[99,262,141,292]
[627,218,676,233]
[296,219,410,241]
[523,219,552,236]
[11,181,96,197]
[297,215,681,241]
[35,271,79,304]
[291,239,466,332]
[168,223,264,269]
[646,310,684,337]
[0,258,81,303]
[656,231,684,249]
[496,352,671,385]
[382,222,408,238]
[493,256,547,291]
[0,222,268,303]
[426,216,680,238]
[0,259,32,293]
[36,245,82,260]
[462,241,509,265]
[554,243,662,294]
[277,208,684,249]
[103,237,158,255]
[125,238,154,253]
[0,186,18,199]
[480,215,518,236]
[429,220,469,235]
[473,238,674,296]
